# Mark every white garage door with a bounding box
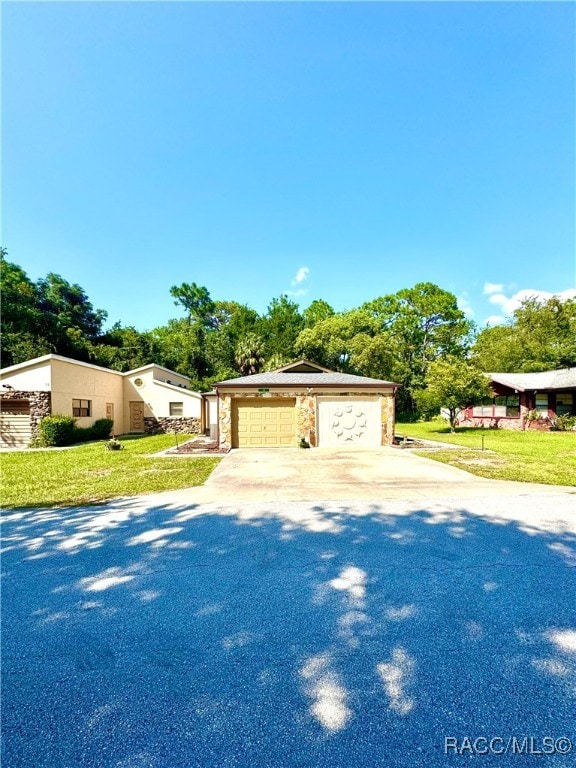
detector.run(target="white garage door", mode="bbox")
[318,396,381,448]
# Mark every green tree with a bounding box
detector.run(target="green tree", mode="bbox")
[473,296,576,373]
[37,272,107,360]
[168,283,217,381]
[295,310,386,372]
[303,299,335,328]
[260,296,304,360]
[93,323,159,372]
[364,282,473,413]
[207,301,261,375]
[0,250,49,366]
[170,282,215,328]
[235,333,265,375]
[415,357,491,432]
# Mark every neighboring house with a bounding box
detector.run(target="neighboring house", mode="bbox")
[0,354,204,448]
[214,360,399,449]
[458,367,576,430]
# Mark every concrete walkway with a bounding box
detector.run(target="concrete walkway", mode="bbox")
[147,446,574,505]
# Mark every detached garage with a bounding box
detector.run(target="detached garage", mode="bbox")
[215,360,398,449]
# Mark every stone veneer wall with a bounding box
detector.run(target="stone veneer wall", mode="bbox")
[144,416,201,435]
[380,392,395,445]
[459,403,530,431]
[0,390,51,441]
[218,391,396,448]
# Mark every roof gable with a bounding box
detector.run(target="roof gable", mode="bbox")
[275,359,333,374]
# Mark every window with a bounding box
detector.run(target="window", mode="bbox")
[169,402,183,416]
[72,399,91,417]
[556,392,574,416]
[472,395,519,418]
[535,394,549,417]
[495,395,519,418]
[472,399,493,417]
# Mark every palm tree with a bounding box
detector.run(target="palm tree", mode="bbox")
[235,333,265,376]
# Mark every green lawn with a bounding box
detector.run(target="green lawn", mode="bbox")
[1,434,221,508]
[395,420,576,487]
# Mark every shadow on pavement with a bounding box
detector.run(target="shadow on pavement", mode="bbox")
[2,497,575,767]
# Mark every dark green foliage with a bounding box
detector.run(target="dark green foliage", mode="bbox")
[1,249,107,366]
[4,249,574,424]
[90,419,114,440]
[37,416,113,446]
[473,297,576,373]
[37,415,76,447]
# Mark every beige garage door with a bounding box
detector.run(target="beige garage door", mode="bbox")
[233,399,296,447]
[318,396,381,448]
[0,400,32,448]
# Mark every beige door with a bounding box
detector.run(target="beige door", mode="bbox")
[233,399,296,447]
[105,403,114,430]
[129,401,145,432]
[0,400,32,448]
[317,396,381,448]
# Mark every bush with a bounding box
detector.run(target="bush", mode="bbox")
[91,419,114,440]
[37,416,114,447]
[550,414,576,432]
[37,415,76,447]
[71,426,95,443]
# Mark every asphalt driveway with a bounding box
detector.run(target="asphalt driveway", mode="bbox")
[2,493,575,767]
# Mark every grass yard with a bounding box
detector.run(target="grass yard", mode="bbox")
[396,420,576,487]
[1,434,221,509]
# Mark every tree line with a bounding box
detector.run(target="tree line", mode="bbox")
[2,248,575,418]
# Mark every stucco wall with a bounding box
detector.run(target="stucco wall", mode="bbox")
[218,389,396,448]
[122,371,201,433]
[50,358,125,432]
[0,361,52,392]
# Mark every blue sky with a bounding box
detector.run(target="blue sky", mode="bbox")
[2,1,575,332]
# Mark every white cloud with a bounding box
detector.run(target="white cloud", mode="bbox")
[286,266,311,297]
[457,294,474,318]
[292,266,310,286]
[483,282,504,295]
[482,286,576,326]
[488,287,576,316]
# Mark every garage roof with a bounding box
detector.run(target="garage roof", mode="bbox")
[215,360,399,388]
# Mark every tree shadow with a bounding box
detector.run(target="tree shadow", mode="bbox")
[2,496,575,767]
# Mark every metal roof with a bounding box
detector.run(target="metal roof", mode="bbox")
[489,368,576,392]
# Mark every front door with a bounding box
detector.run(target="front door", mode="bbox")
[129,401,145,432]
[106,402,114,431]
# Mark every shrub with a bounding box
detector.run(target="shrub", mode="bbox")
[91,419,114,440]
[37,416,114,447]
[72,426,96,443]
[550,414,576,432]
[37,415,76,447]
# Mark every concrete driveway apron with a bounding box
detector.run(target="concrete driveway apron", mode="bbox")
[159,447,571,504]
